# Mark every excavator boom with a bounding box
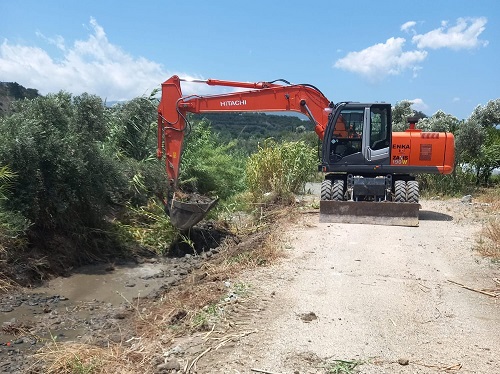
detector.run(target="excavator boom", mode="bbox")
[158,75,332,187]
[157,75,332,229]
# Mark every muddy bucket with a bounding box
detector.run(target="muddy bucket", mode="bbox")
[169,194,219,230]
[319,201,420,227]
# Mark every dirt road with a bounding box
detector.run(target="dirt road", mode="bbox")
[186,199,500,373]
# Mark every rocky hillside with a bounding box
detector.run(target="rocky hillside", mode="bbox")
[0,82,39,116]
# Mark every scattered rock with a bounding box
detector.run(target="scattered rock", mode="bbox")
[157,359,181,371]
[398,358,410,366]
[299,312,318,322]
[461,195,472,204]
[0,305,13,313]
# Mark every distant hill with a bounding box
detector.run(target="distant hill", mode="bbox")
[191,112,311,141]
[0,82,40,116]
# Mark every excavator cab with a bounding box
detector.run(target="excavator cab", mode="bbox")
[323,103,391,167]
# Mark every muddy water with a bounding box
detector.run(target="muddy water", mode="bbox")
[36,262,168,305]
[0,256,202,365]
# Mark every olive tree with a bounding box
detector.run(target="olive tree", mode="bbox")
[417,110,460,132]
[391,100,415,131]
[456,99,500,185]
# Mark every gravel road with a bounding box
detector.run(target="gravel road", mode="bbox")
[189,199,500,373]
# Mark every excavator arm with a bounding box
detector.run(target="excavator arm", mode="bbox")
[157,75,333,190]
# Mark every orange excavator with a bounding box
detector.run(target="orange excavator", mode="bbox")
[157,75,454,228]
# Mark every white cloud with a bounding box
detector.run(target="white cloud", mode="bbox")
[334,37,427,83]
[35,31,66,51]
[0,18,218,100]
[409,98,429,112]
[401,21,417,33]
[412,17,488,50]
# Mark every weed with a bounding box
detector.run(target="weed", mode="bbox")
[69,355,101,374]
[179,233,196,252]
[233,281,250,296]
[113,198,178,255]
[192,303,221,329]
[325,359,364,374]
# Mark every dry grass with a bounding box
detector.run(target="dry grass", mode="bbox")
[475,187,500,260]
[33,204,295,373]
[477,218,500,260]
[476,186,500,212]
[33,341,155,374]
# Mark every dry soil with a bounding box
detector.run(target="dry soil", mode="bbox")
[177,199,500,374]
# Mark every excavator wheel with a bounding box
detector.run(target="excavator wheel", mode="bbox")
[321,179,333,200]
[332,179,345,201]
[407,180,419,203]
[394,180,407,202]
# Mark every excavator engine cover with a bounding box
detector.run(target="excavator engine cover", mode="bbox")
[319,201,420,227]
[169,194,219,231]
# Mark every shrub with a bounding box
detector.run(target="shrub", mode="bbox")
[179,120,245,199]
[0,92,123,231]
[246,139,316,200]
[0,166,30,251]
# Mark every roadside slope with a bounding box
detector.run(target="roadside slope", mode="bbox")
[188,199,500,373]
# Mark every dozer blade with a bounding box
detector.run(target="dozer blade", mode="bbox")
[319,201,420,227]
[169,195,219,230]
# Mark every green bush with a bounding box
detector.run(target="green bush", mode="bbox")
[246,139,316,200]
[0,92,124,231]
[179,120,245,199]
[107,94,158,161]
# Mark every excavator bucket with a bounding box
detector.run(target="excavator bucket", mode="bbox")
[319,201,420,227]
[169,194,219,231]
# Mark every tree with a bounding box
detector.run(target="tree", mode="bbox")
[392,100,415,131]
[469,99,500,128]
[417,110,459,132]
[456,99,500,185]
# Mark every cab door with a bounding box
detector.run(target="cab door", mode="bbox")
[362,105,391,164]
[326,106,365,165]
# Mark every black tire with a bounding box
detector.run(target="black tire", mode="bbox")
[321,179,333,201]
[394,180,407,202]
[407,180,419,203]
[332,179,345,201]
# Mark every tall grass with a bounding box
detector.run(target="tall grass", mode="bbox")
[246,139,316,201]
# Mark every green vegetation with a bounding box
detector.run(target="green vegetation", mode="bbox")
[246,139,317,201]
[179,119,245,199]
[324,359,364,374]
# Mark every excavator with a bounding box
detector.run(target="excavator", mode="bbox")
[157,75,454,229]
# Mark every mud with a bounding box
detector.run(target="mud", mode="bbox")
[0,223,234,373]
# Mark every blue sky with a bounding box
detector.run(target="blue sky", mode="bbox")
[1,0,498,120]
